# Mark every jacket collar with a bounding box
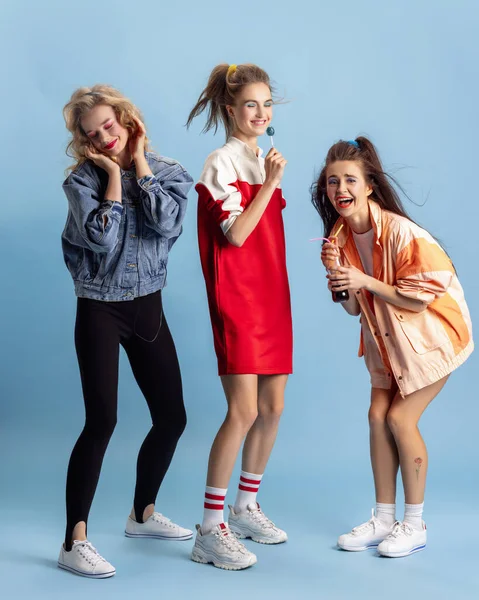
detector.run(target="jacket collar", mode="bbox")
[225,136,264,159]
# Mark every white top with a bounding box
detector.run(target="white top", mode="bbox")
[352,228,374,276]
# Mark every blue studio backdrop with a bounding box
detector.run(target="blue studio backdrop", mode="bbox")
[0,1,477,598]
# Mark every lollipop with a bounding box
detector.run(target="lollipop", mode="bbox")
[266,126,275,147]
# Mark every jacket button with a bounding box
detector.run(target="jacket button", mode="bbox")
[399,315,403,320]
[398,376,403,380]
[385,333,389,337]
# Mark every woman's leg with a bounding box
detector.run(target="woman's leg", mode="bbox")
[123,302,186,524]
[240,374,287,475]
[337,385,399,551]
[206,375,259,489]
[64,299,120,550]
[376,377,449,557]
[369,385,400,505]
[226,375,289,544]
[387,376,449,506]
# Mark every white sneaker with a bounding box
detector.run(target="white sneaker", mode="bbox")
[58,540,116,579]
[191,522,257,570]
[377,521,427,558]
[228,503,288,545]
[125,512,193,540]
[337,509,395,551]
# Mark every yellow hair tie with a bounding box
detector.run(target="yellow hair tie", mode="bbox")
[227,64,237,78]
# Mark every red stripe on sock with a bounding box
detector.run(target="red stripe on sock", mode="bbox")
[205,493,226,501]
[239,484,259,492]
[204,503,224,510]
[240,476,262,485]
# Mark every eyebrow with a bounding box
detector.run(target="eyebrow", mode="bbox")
[86,118,112,135]
[328,173,358,178]
[243,98,273,104]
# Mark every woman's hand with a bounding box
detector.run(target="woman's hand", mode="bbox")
[85,147,120,175]
[129,115,147,160]
[327,264,371,291]
[264,147,287,187]
[321,240,340,270]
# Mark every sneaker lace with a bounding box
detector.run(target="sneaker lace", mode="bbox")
[249,506,275,529]
[152,512,175,529]
[76,541,106,566]
[388,521,413,539]
[215,527,248,554]
[351,509,381,535]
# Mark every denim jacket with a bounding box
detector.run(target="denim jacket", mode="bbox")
[61,152,193,301]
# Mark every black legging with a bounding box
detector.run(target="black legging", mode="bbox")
[64,290,186,549]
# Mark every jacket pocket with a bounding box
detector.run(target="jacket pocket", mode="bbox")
[394,309,449,354]
[142,236,166,277]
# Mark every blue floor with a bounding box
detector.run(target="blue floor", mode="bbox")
[0,426,477,600]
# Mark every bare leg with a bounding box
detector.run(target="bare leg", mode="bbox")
[206,375,259,488]
[241,375,288,474]
[387,377,449,504]
[369,386,399,504]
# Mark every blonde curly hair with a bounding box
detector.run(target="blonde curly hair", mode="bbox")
[63,84,150,172]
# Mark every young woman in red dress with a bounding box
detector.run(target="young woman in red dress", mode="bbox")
[186,63,292,570]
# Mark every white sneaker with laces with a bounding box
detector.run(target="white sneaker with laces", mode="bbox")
[377,521,427,557]
[191,522,257,570]
[337,509,395,551]
[58,540,116,578]
[228,502,287,545]
[125,512,193,540]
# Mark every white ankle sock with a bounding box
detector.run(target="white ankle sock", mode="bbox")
[202,486,227,533]
[404,502,424,530]
[375,502,396,526]
[234,471,263,512]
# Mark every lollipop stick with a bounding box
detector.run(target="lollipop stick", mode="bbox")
[270,136,274,147]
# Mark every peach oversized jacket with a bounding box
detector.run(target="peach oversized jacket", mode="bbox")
[336,201,473,396]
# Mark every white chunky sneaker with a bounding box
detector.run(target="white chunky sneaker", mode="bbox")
[58,540,116,579]
[125,512,193,540]
[228,503,288,545]
[191,522,257,570]
[337,509,395,551]
[377,521,427,558]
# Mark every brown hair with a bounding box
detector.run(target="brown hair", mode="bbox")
[186,63,272,138]
[311,136,414,237]
[63,84,150,172]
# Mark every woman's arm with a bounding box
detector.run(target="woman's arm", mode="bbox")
[225,148,287,247]
[63,165,123,254]
[137,163,193,239]
[328,266,426,312]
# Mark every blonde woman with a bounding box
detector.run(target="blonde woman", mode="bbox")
[59,85,193,578]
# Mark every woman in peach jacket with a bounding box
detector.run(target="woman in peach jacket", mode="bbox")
[312,137,473,559]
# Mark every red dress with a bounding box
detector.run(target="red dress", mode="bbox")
[196,136,293,375]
